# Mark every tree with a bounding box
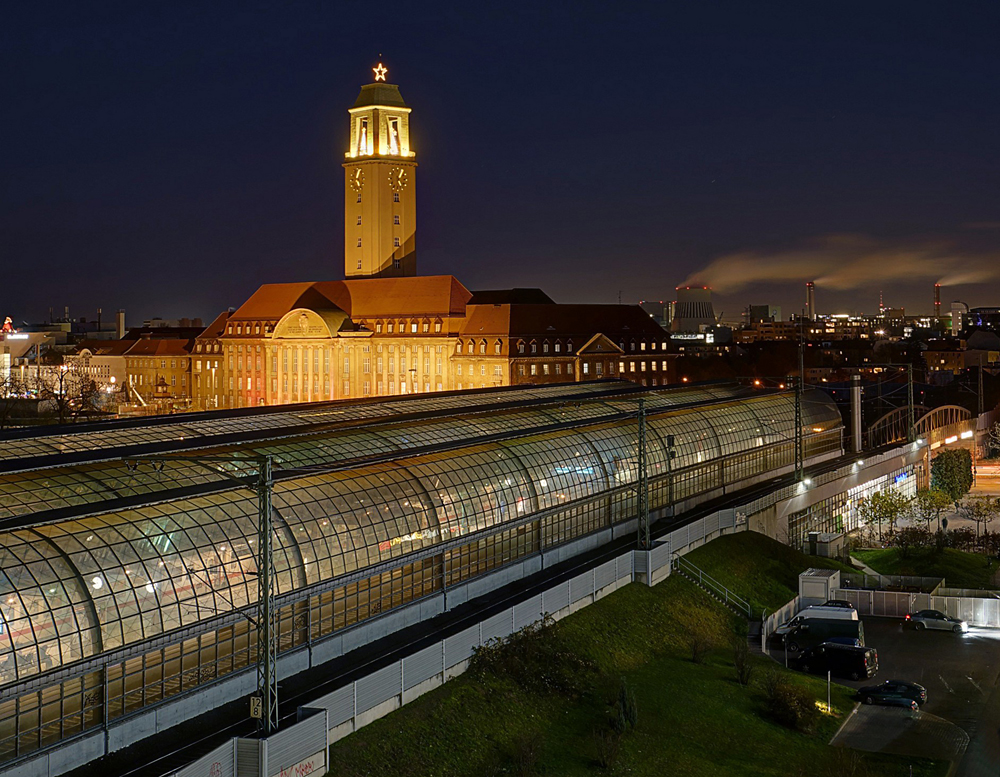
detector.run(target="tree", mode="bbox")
[34,363,101,424]
[908,489,952,533]
[957,495,1000,544]
[0,372,28,429]
[857,488,911,544]
[931,449,973,502]
[990,422,1000,459]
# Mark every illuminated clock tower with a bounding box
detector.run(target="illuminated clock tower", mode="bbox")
[343,63,418,278]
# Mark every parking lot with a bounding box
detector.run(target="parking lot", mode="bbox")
[773,617,1000,775]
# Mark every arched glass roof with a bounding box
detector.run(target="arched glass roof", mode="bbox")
[0,386,842,687]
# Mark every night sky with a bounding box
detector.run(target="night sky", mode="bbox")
[3,2,999,326]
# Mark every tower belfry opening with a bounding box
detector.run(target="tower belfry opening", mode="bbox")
[343,63,417,278]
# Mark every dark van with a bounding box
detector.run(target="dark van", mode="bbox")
[784,618,864,653]
[793,643,878,680]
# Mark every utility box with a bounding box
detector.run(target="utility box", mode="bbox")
[807,531,845,559]
[799,568,841,607]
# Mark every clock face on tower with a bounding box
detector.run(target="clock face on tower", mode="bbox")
[349,168,365,192]
[388,167,409,192]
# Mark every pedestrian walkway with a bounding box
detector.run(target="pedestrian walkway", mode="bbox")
[832,705,969,762]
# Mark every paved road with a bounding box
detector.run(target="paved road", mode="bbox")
[774,617,1000,774]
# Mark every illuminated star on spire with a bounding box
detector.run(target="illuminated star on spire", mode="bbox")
[373,63,387,82]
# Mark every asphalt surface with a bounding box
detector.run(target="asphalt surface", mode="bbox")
[775,617,1000,775]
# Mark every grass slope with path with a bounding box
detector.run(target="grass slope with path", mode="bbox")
[853,547,1000,590]
[328,538,944,776]
[682,531,855,613]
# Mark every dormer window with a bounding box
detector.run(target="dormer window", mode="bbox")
[554,343,561,353]
[494,340,502,355]
[530,341,537,354]
[479,340,486,354]
[567,340,573,353]
[542,341,549,354]
[517,341,525,354]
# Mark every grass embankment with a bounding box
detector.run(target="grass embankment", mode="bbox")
[853,547,1000,590]
[328,571,944,776]
[682,531,856,613]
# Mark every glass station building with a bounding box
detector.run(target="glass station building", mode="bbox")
[0,380,842,766]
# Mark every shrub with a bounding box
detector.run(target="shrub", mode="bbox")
[613,678,638,733]
[511,730,543,777]
[731,632,754,687]
[593,727,622,770]
[468,616,596,698]
[687,622,715,664]
[767,682,820,732]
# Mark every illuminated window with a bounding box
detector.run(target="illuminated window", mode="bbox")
[543,342,549,354]
[494,341,502,354]
[583,363,589,375]
[554,343,561,353]
[530,364,537,376]
[388,118,400,154]
[411,323,417,333]
[387,323,394,333]
[543,364,551,375]
[434,322,442,333]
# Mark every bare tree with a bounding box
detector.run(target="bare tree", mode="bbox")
[957,495,1000,545]
[989,422,1000,458]
[0,372,28,429]
[34,363,101,424]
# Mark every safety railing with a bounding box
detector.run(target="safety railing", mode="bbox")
[672,553,753,619]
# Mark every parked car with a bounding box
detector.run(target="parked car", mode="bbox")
[792,642,878,680]
[878,697,919,711]
[825,636,862,647]
[775,606,859,635]
[782,618,865,653]
[822,599,856,610]
[905,610,968,633]
[857,680,926,707]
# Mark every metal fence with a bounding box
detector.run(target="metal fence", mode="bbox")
[833,587,1000,627]
[760,597,800,654]
[841,572,943,593]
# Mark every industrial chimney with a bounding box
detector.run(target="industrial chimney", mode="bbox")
[934,283,941,319]
[116,309,126,340]
[805,282,816,320]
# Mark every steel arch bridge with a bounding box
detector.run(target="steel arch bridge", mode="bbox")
[868,404,972,448]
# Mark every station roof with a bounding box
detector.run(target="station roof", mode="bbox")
[0,380,843,688]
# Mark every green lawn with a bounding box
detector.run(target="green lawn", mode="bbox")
[853,547,1000,590]
[682,531,856,614]
[328,572,944,777]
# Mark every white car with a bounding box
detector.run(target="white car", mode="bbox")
[905,610,968,633]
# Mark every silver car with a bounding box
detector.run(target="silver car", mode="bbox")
[905,609,968,633]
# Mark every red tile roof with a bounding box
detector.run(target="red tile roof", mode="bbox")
[229,276,472,323]
[123,338,195,357]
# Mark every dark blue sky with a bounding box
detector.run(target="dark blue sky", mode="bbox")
[3,1,999,325]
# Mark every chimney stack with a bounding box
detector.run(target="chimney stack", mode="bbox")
[934,283,941,318]
[805,282,816,320]
[116,309,126,340]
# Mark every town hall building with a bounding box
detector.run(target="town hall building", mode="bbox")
[192,64,671,410]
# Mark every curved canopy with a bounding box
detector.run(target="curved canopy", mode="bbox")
[0,385,842,687]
